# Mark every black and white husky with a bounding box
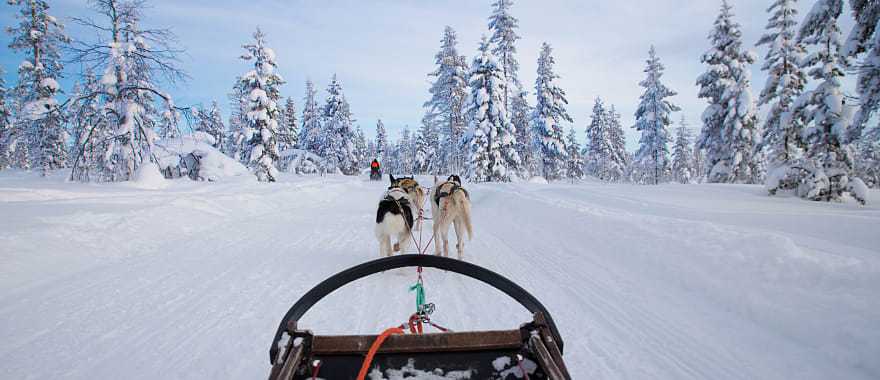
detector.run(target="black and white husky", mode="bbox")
[430,175,473,259]
[375,175,421,257]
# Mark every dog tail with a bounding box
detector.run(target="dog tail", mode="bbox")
[452,190,473,240]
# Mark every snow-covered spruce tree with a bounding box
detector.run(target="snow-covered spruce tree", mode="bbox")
[565,127,584,180]
[395,127,415,175]
[366,140,377,165]
[320,75,358,175]
[157,108,181,140]
[487,0,521,116]
[634,46,680,185]
[0,68,11,170]
[693,145,707,183]
[844,0,879,142]
[238,28,284,182]
[532,42,573,182]
[415,121,440,175]
[355,126,368,169]
[298,79,321,153]
[226,76,247,160]
[782,0,866,203]
[195,101,225,149]
[69,0,186,182]
[604,106,630,182]
[375,118,388,163]
[672,116,695,184]
[7,0,70,174]
[697,1,762,184]
[511,85,535,177]
[423,26,469,174]
[584,97,609,179]
[278,97,298,153]
[756,0,808,191]
[466,37,520,182]
[67,70,105,181]
[855,127,879,187]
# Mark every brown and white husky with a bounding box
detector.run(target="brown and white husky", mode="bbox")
[430,175,473,259]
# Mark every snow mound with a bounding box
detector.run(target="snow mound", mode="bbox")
[129,162,168,190]
[154,133,250,182]
[528,176,548,184]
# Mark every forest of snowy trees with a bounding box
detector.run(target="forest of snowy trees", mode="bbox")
[0,0,877,203]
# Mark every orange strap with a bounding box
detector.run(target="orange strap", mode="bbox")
[356,327,405,380]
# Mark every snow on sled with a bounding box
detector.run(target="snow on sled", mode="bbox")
[267,255,571,379]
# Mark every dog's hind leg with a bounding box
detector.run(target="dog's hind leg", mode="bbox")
[453,218,465,260]
[380,234,392,257]
[396,232,412,254]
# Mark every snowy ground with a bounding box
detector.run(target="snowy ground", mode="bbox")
[1,171,878,379]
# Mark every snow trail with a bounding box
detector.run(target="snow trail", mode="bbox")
[0,172,878,379]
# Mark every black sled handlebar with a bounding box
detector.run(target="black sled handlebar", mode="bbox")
[269,254,564,363]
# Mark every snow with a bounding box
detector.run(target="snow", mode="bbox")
[0,173,878,379]
[129,161,168,190]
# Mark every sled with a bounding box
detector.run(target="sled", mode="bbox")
[369,169,382,181]
[267,255,571,379]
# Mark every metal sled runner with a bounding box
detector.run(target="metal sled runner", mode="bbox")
[267,255,572,379]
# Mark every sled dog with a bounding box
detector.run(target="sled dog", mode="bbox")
[375,175,423,256]
[431,175,473,259]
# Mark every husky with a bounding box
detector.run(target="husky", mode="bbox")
[375,175,424,257]
[430,175,473,259]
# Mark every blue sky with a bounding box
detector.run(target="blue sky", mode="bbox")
[0,0,857,150]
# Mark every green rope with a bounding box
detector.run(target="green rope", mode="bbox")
[409,281,425,313]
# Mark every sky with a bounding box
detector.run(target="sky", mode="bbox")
[0,0,858,150]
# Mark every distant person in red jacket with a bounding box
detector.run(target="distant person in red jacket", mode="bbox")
[370,159,382,180]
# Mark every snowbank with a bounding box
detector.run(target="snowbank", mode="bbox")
[154,133,250,182]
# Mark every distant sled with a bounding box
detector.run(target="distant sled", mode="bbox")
[267,255,572,379]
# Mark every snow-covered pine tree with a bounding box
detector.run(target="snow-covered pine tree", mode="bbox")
[278,97,298,153]
[375,118,388,164]
[697,1,762,184]
[0,68,11,170]
[320,75,358,175]
[693,145,707,183]
[68,0,185,182]
[466,36,520,182]
[782,0,866,203]
[510,85,535,177]
[423,26,469,174]
[634,46,679,185]
[605,106,630,182]
[843,0,879,142]
[238,28,284,182]
[487,0,521,117]
[195,101,225,149]
[532,42,572,182]
[298,79,321,153]
[756,0,808,191]
[565,127,584,180]
[584,97,609,179]
[415,121,440,174]
[355,126,368,170]
[7,0,70,174]
[672,116,695,184]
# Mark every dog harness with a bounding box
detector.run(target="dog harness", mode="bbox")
[381,188,415,228]
[433,182,469,206]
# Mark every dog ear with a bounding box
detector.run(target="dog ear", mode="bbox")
[389,174,396,184]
